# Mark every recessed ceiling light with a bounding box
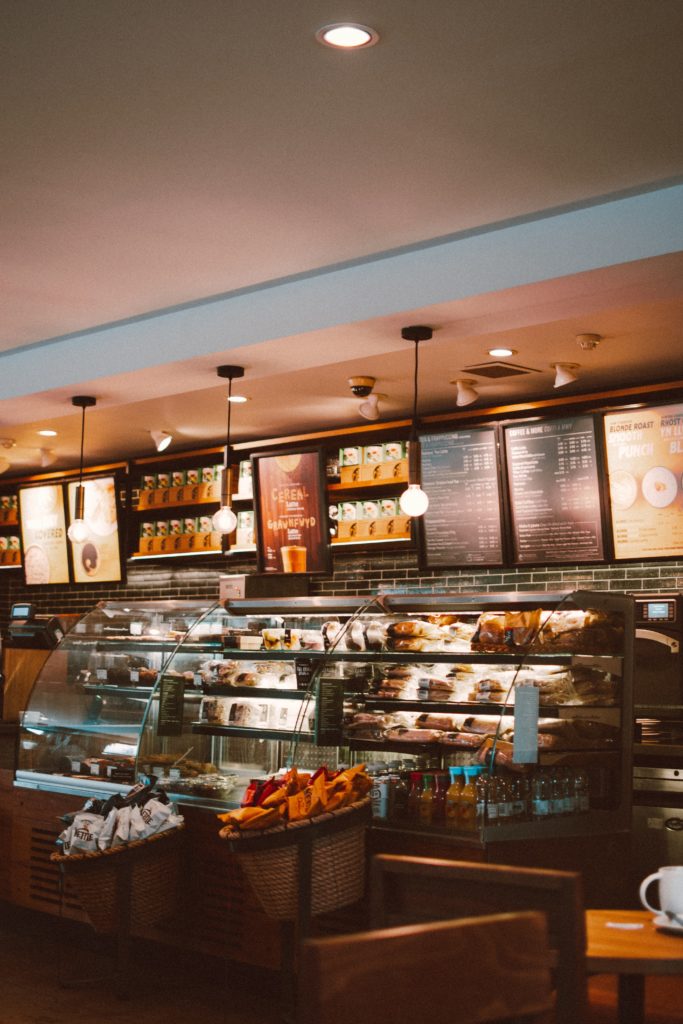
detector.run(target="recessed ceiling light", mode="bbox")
[315,23,379,49]
[228,394,248,404]
[38,429,58,437]
[488,347,515,358]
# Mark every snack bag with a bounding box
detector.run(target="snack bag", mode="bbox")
[68,812,106,854]
[112,805,132,848]
[97,807,119,851]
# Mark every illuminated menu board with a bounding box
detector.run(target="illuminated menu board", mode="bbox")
[419,427,504,567]
[504,415,604,564]
[19,484,70,585]
[604,402,683,559]
[67,476,123,583]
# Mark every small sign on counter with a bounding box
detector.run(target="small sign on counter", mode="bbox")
[314,678,344,746]
[157,675,185,736]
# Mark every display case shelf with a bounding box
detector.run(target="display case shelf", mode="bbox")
[191,723,314,743]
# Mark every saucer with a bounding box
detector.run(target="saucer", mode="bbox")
[654,913,683,934]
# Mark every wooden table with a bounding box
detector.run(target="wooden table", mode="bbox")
[586,909,683,1024]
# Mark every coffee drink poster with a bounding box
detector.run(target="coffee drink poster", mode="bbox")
[67,476,123,583]
[253,449,329,573]
[19,484,70,585]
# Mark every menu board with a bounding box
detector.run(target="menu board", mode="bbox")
[419,428,504,567]
[253,448,330,574]
[19,484,70,585]
[604,403,683,559]
[67,476,123,583]
[504,415,604,564]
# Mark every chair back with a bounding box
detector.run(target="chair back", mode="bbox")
[297,910,555,1024]
[370,854,586,1024]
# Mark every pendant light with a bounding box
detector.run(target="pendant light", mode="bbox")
[67,396,96,543]
[399,325,432,517]
[212,365,245,535]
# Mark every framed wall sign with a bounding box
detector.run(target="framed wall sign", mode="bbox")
[418,426,505,568]
[604,402,683,560]
[67,475,124,583]
[18,483,70,585]
[503,414,606,565]
[252,447,330,574]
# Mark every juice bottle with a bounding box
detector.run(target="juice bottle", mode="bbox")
[475,768,489,829]
[458,767,478,831]
[433,770,449,824]
[407,771,423,820]
[445,766,464,829]
[418,773,435,825]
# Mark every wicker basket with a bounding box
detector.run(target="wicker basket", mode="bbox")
[223,798,371,921]
[50,823,185,935]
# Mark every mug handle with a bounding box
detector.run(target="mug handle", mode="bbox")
[639,871,662,913]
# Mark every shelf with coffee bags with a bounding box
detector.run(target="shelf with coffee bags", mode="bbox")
[0,491,22,567]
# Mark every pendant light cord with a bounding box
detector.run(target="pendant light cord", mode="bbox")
[78,403,86,485]
[411,339,419,437]
[225,375,233,466]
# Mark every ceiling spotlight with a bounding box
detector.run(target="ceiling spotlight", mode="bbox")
[488,347,515,358]
[358,394,380,421]
[451,379,480,407]
[316,23,379,49]
[39,449,57,468]
[576,333,602,351]
[151,430,173,453]
[552,363,580,388]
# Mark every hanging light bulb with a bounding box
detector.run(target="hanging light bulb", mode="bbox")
[398,325,432,518]
[212,365,245,536]
[67,396,96,544]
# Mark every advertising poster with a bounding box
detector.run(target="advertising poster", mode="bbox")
[504,415,605,564]
[19,484,70,585]
[253,449,329,574]
[604,403,683,560]
[419,427,504,568]
[67,476,123,583]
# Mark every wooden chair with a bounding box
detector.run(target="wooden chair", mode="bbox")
[369,854,587,1024]
[297,910,555,1024]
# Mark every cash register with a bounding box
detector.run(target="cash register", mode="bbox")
[7,603,65,649]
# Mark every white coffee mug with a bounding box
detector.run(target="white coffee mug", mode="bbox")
[639,865,683,917]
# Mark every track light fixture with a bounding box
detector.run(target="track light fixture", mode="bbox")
[151,430,173,453]
[452,378,480,407]
[399,325,432,518]
[358,394,380,421]
[212,365,245,536]
[552,363,580,388]
[67,396,96,544]
[39,449,57,468]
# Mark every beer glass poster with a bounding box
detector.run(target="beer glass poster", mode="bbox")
[253,449,329,573]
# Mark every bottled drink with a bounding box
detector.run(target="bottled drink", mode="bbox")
[549,769,565,816]
[574,768,590,813]
[475,769,489,829]
[389,772,409,822]
[433,771,449,824]
[458,767,478,831]
[510,775,530,821]
[445,766,464,830]
[418,773,435,825]
[486,773,501,825]
[531,770,551,819]
[560,768,575,815]
[496,774,514,824]
[407,771,423,821]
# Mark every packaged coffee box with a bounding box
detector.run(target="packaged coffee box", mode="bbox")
[171,470,186,487]
[236,510,254,547]
[142,474,157,490]
[364,444,384,464]
[156,520,169,537]
[8,536,21,551]
[11,495,18,510]
[339,446,362,466]
[383,440,406,461]
[198,515,213,533]
[237,460,253,497]
[183,517,198,534]
[361,499,381,520]
[0,496,11,510]
[140,522,156,539]
[339,501,357,521]
[380,498,398,517]
[156,471,171,489]
[168,519,183,536]
[201,466,215,483]
[186,468,200,485]
[0,537,8,551]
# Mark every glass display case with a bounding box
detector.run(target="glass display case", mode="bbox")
[16,590,634,846]
[15,600,214,797]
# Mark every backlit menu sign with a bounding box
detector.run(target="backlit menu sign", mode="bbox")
[19,484,70,585]
[252,448,330,574]
[504,415,604,564]
[67,476,123,583]
[419,428,504,567]
[604,403,683,560]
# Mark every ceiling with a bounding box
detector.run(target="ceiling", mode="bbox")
[1,1,683,476]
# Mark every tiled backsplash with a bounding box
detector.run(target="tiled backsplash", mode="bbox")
[2,551,683,635]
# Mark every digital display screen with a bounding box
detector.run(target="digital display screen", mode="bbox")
[11,603,33,620]
[646,601,671,620]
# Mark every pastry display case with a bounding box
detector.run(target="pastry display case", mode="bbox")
[15,590,634,848]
